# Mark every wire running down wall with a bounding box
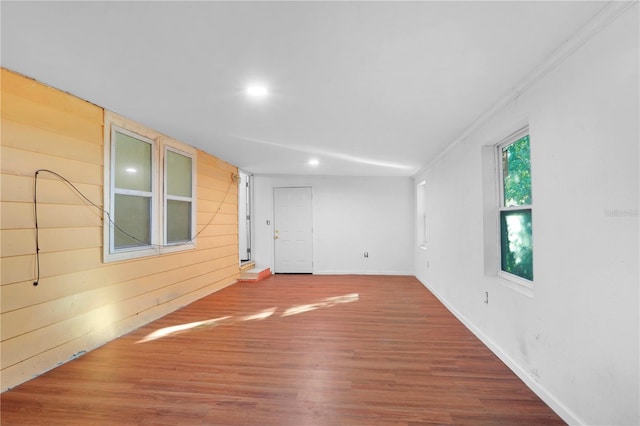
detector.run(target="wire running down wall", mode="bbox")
[0,69,240,391]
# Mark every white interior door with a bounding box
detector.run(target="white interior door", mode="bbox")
[273,187,313,273]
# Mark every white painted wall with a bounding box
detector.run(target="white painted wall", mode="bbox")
[414,5,638,425]
[253,175,413,275]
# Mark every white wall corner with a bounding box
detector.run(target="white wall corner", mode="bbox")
[415,276,585,426]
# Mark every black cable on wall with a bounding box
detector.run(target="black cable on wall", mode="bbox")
[32,169,236,286]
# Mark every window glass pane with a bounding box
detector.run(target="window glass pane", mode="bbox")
[114,131,152,192]
[167,200,191,243]
[114,194,151,249]
[502,135,531,207]
[500,209,533,280]
[166,150,192,197]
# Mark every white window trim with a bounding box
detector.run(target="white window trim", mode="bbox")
[497,272,534,298]
[495,126,533,293]
[108,125,158,259]
[103,111,197,263]
[163,144,197,246]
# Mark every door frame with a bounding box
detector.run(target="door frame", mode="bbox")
[238,171,253,264]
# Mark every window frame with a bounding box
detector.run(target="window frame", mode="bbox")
[496,127,534,290]
[103,111,197,263]
[163,145,196,246]
[109,126,157,256]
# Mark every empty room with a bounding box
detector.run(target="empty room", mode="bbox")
[1,1,638,425]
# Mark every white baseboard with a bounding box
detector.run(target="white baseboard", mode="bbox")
[416,276,583,426]
[313,270,412,276]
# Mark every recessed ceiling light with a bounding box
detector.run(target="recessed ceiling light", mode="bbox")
[308,159,319,166]
[246,85,268,97]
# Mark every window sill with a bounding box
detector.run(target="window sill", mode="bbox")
[497,271,534,298]
[104,241,196,263]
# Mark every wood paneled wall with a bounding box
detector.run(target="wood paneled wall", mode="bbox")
[0,68,240,391]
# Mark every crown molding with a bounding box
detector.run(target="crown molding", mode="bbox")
[413,0,637,179]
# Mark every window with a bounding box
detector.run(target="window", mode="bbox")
[498,131,533,282]
[164,148,194,244]
[112,128,155,250]
[104,112,196,262]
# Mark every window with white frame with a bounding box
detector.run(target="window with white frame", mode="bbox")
[104,112,196,262]
[498,129,533,282]
[111,127,156,251]
[164,147,194,245]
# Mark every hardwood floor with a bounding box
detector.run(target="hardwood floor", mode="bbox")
[1,275,565,425]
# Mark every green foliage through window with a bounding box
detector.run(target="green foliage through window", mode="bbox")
[500,133,533,281]
[502,135,531,207]
[500,210,533,280]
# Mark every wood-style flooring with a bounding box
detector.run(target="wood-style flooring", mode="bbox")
[1,275,565,425]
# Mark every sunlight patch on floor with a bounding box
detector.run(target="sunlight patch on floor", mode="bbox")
[241,307,277,321]
[136,316,232,343]
[136,293,359,344]
[282,293,359,317]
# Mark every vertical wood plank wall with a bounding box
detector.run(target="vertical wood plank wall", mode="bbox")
[0,69,240,391]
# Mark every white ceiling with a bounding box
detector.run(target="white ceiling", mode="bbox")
[1,1,607,176]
